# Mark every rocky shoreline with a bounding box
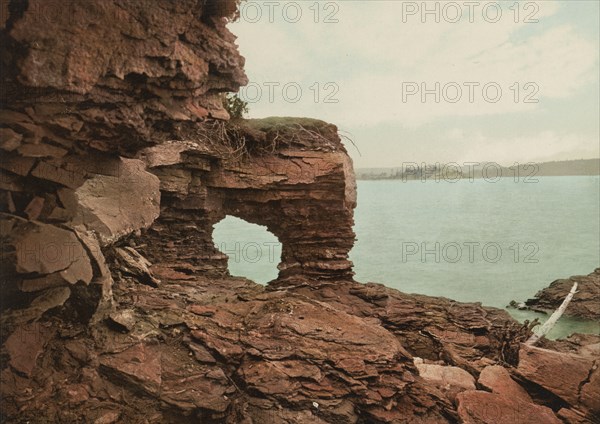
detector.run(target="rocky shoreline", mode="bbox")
[521,269,600,321]
[2,258,599,423]
[1,1,599,423]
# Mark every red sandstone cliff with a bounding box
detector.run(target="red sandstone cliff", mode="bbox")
[1,1,598,423]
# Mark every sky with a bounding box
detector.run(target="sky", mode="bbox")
[230,0,600,168]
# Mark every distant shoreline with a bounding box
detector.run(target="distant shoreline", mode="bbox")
[355,158,600,181]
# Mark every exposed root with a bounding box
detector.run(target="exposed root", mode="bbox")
[339,129,362,157]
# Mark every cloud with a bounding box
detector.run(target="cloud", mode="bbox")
[232,1,598,126]
[230,1,599,164]
[457,130,600,164]
[349,124,600,168]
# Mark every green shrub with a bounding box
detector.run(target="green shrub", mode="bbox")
[223,93,249,120]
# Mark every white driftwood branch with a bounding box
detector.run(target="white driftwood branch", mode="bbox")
[526,282,578,346]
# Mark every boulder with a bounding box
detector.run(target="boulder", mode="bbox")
[108,310,136,332]
[74,159,160,246]
[114,247,160,287]
[456,390,561,424]
[415,361,476,391]
[414,360,476,401]
[478,365,532,403]
[517,344,599,417]
[13,222,93,286]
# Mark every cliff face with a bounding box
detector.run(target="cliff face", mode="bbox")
[2,0,247,147]
[1,0,356,323]
[1,1,598,423]
[0,0,247,317]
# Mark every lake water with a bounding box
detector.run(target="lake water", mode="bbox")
[213,176,600,339]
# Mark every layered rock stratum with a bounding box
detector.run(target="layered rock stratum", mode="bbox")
[1,1,598,423]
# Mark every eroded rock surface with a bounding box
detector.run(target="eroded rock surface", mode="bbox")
[1,1,598,423]
[0,267,514,422]
[1,0,245,319]
[456,390,561,424]
[517,343,599,418]
[478,365,532,403]
[3,262,596,423]
[137,117,357,281]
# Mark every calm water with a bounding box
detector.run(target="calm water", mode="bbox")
[213,216,282,283]
[214,176,600,339]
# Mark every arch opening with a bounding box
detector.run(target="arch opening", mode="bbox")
[212,215,282,284]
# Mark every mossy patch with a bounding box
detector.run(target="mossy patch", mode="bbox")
[242,117,331,133]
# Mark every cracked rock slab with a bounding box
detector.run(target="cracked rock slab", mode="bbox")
[517,344,598,416]
[74,159,160,246]
[478,365,532,404]
[14,222,93,285]
[456,390,561,424]
[5,322,56,377]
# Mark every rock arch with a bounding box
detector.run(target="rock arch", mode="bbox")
[138,118,357,283]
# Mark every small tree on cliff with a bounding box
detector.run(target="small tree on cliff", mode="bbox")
[223,92,249,120]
